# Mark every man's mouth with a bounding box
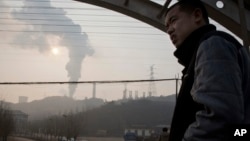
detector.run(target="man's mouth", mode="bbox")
[171,35,177,44]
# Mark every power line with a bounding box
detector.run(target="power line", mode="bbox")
[2,0,74,2]
[0,6,107,10]
[0,29,164,36]
[0,42,168,50]
[0,78,177,85]
[2,0,166,3]
[3,0,165,2]
[1,0,107,3]
[0,16,134,21]
[8,12,123,17]
[0,33,166,41]
[0,17,139,23]
[0,22,150,29]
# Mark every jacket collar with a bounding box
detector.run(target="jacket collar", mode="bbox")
[174,24,216,67]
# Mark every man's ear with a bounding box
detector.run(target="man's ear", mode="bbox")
[193,8,204,24]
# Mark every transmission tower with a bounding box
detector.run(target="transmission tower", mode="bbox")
[148,65,157,97]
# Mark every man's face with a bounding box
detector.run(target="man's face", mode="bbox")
[165,5,199,48]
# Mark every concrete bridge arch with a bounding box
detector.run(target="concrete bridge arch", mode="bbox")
[74,0,250,49]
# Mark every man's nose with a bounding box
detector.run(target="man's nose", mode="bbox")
[166,26,174,35]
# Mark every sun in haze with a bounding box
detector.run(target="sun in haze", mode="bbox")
[51,47,59,55]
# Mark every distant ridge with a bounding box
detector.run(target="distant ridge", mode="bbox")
[8,94,176,121]
[10,96,105,120]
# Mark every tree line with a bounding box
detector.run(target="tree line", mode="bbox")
[0,96,175,141]
[0,101,15,141]
[22,98,174,140]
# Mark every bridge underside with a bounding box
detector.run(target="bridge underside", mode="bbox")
[74,0,250,49]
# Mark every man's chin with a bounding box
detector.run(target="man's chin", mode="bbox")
[173,42,180,48]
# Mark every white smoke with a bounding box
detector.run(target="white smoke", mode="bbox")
[0,1,25,42]
[11,0,94,97]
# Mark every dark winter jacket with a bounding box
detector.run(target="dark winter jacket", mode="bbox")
[168,24,250,141]
[158,132,169,141]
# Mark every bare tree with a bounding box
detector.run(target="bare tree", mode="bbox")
[63,112,82,140]
[0,101,14,141]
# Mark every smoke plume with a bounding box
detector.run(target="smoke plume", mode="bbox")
[11,0,94,97]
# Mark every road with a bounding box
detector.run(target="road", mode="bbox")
[8,136,37,141]
[8,136,124,141]
[78,137,123,141]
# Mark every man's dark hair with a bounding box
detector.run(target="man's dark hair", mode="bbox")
[162,127,168,132]
[166,0,209,24]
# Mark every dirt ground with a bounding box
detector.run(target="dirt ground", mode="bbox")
[8,136,124,141]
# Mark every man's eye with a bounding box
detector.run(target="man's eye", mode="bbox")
[170,18,176,24]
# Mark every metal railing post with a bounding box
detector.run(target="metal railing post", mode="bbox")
[238,0,250,53]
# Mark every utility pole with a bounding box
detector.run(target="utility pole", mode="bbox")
[175,74,179,100]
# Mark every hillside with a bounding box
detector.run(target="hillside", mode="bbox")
[10,96,105,120]
[4,95,176,136]
[81,95,176,136]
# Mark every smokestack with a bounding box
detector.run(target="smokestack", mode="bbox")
[135,90,138,99]
[129,91,133,99]
[123,84,127,99]
[11,0,94,97]
[93,83,96,99]
[148,91,152,97]
[123,90,127,100]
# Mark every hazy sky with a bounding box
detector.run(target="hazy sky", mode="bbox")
[0,0,241,103]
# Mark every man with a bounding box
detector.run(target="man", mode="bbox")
[158,127,169,141]
[165,0,250,141]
